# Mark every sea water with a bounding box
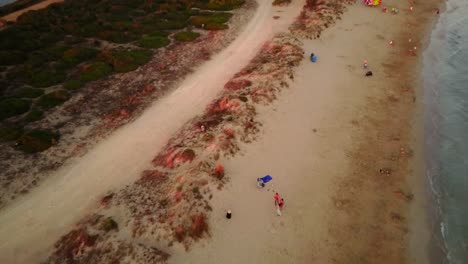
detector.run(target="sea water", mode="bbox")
[422,0,468,263]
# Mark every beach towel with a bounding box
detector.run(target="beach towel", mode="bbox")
[259,175,272,183]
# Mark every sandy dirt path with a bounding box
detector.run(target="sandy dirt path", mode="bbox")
[1,0,64,22]
[0,0,304,263]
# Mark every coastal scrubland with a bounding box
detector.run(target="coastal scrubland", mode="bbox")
[0,0,249,207]
[0,0,243,152]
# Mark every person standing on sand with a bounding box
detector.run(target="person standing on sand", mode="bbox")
[278,198,285,210]
[274,193,280,205]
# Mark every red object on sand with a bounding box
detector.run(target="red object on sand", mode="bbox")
[214,164,224,178]
[224,128,234,137]
[274,193,280,203]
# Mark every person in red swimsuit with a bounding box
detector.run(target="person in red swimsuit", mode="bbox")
[278,198,285,210]
[274,193,280,206]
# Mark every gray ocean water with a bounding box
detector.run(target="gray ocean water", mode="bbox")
[422,0,468,263]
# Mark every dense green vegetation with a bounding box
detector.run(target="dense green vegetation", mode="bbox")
[12,87,44,98]
[0,98,31,120]
[0,0,244,152]
[174,31,200,42]
[37,90,70,109]
[17,129,60,153]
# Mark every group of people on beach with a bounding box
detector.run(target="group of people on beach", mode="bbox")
[257,176,285,216]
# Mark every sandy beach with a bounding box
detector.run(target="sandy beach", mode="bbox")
[0,0,443,262]
[169,1,440,262]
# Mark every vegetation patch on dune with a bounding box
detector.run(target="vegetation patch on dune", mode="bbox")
[0,98,31,120]
[79,62,112,82]
[12,87,44,98]
[17,129,59,153]
[137,34,170,49]
[38,90,70,109]
[174,31,200,42]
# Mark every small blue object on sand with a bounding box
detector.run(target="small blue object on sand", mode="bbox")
[311,54,317,63]
[260,175,272,183]
[257,175,273,188]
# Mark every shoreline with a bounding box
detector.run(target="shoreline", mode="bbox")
[409,0,445,262]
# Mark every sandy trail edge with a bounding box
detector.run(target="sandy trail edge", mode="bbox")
[1,0,64,22]
[0,0,303,262]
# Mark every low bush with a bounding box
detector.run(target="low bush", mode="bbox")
[174,31,200,42]
[30,69,66,88]
[137,35,170,49]
[193,0,245,11]
[100,217,118,232]
[63,79,84,90]
[80,62,112,82]
[17,129,59,153]
[0,98,31,120]
[13,87,44,98]
[0,124,23,141]
[190,13,232,30]
[37,90,70,109]
[0,50,27,66]
[109,49,152,73]
[62,47,99,66]
[23,109,44,122]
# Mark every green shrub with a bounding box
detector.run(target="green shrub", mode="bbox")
[0,124,23,141]
[80,62,112,82]
[63,79,84,90]
[174,31,200,42]
[23,109,44,122]
[30,69,66,88]
[109,49,152,73]
[17,129,59,153]
[0,98,31,120]
[37,90,70,109]
[190,13,232,30]
[155,20,187,30]
[26,51,52,67]
[13,87,44,98]
[62,47,99,66]
[6,65,33,83]
[100,217,118,232]
[137,35,170,49]
[98,30,137,44]
[0,50,27,66]
[193,0,245,11]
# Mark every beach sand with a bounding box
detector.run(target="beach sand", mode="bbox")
[169,1,440,263]
[0,0,442,262]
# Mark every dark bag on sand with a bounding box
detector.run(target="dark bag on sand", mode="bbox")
[365,71,373,77]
